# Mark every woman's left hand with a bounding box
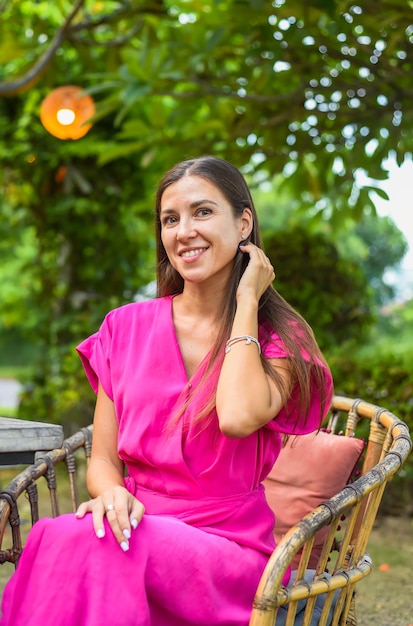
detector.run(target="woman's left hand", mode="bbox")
[76,485,145,551]
[237,242,275,302]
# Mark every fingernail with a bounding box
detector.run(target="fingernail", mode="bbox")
[123,529,131,540]
[120,541,129,552]
[96,529,105,539]
[130,518,138,530]
[75,511,81,517]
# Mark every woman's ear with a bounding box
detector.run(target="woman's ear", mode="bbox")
[240,207,253,239]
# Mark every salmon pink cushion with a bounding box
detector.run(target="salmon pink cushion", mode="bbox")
[264,431,365,569]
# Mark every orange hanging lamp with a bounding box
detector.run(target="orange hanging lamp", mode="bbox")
[40,85,95,140]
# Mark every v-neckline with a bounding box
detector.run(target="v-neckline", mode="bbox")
[168,295,212,382]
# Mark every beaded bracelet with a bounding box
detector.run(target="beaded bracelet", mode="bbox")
[225,335,262,356]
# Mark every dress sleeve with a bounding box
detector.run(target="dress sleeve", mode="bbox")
[76,313,114,400]
[258,324,333,436]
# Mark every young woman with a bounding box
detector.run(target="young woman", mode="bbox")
[0,156,333,626]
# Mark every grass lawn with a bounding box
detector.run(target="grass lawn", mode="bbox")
[356,516,413,626]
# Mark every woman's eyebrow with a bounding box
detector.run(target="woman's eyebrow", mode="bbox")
[160,199,219,214]
[189,199,218,208]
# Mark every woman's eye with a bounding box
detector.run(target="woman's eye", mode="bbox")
[163,216,177,225]
[197,208,212,217]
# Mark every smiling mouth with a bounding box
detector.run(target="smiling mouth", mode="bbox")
[180,248,207,258]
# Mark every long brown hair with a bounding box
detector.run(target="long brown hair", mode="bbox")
[155,156,331,428]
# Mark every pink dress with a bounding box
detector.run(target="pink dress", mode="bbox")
[0,296,332,626]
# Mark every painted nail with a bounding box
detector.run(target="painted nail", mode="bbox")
[96,529,105,539]
[123,529,131,540]
[130,518,138,530]
[120,541,129,552]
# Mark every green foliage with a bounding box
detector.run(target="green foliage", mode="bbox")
[263,226,375,351]
[18,345,96,434]
[0,110,156,328]
[0,0,412,429]
[352,214,409,304]
[1,0,413,214]
[327,301,413,487]
[0,89,157,425]
[257,177,409,311]
[330,343,413,426]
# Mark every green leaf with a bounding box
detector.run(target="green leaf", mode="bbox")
[362,186,390,201]
[97,141,149,165]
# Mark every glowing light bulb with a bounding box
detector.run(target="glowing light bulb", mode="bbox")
[57,108,76,125]
[40,86,95,139]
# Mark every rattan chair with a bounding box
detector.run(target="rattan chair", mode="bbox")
[250,396,412,626]
[0,396,411,626]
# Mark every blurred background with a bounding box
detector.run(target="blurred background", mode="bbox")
[0,0,412,516]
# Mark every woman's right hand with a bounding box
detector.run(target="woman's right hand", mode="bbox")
[76,485,145,551]
[237,242,275,303]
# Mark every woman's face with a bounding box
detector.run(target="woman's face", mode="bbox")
[160,175,251,289]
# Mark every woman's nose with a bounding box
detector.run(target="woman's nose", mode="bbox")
[176,217,196,241]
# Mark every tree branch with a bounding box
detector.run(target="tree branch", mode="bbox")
[0,0,167,96]
[67,1,148,32]
[0,0,86,96]
[0,0,11,14]
[68,18,143,48]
